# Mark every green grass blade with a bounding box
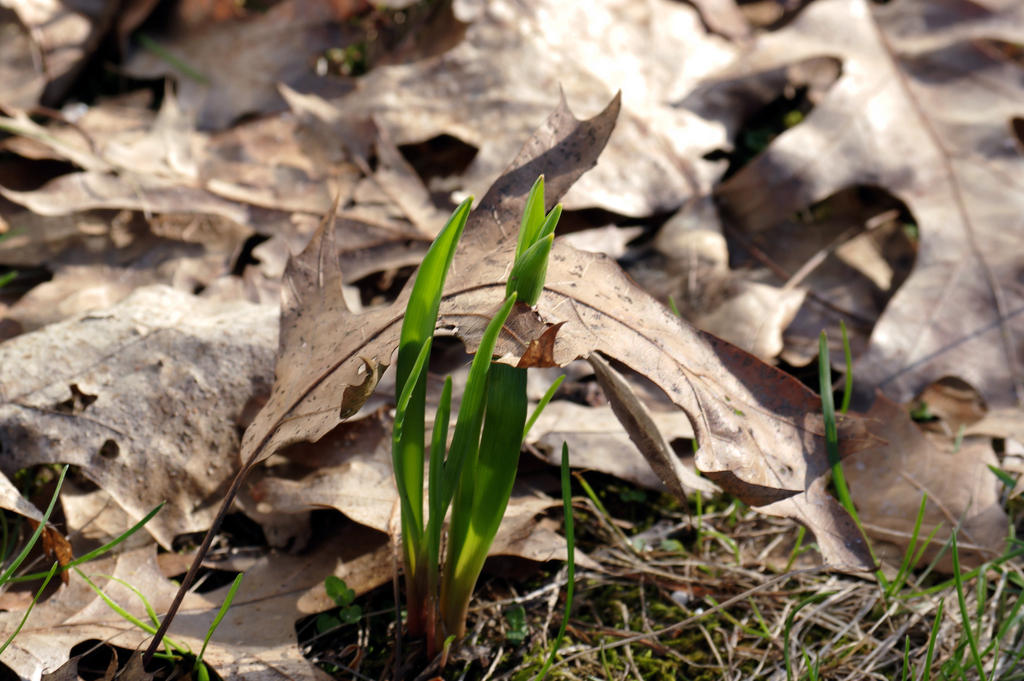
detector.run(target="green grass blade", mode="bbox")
[0,560,58,656]
[887,493,928,598]
[534,443,575,681]
[951,532,987,680]
[74,569,159,639]
[784,525,807,572]
[818,332,853,514]
[135,33,209,84]
[101,574,162,627]
[13,502,164,583]
[508,233,554,306]
[196,572,244,670]
[784,592,833,681]
[839,320,853,415]
[0,465,68,585]
[393,339,434,445]
[907,545,1024,598]
[818,331,881,585]
[667,295,682,318]
[524,375,565,439]
[427,376,453,553]
[398,195,471,367]
[74,567,190,655]
[901,635,910,681]
[426,376,453,636]
[922,599,944,681]
[517,176,546,260]
[981,571,1024,659]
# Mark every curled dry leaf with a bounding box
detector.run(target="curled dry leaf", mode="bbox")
[0,286,277,546]
[245,93,877,570]
[589,353,716,497]
[526,400,698,492]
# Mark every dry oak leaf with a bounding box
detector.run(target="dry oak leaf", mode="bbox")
[123,0,356,129]
[0,0,115,108]
[0,286,277,546]
[845,394,1007,571]
[0,94,249,224]
[244,93,877,570]
[326,0,737,216]
[713,0,1024,409]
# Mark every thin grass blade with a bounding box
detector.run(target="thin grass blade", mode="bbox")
[534,443,575,681]
[0,561,58,656]
[524,375,565,439]
[14,502,164,584]
[0,465,68,584]
[951,532,987,679]
[196,572,244,669]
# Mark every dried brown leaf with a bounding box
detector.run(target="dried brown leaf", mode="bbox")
[0,0,115,107]
[0,534,375,680]
[0,286,277,546]
[846,394,1007,570]
[526,401,700,492]
[245,93,876,570]
[714,0,1024,408]
[123,0,356,129]
[589,353,715,498]
[327,0,737,216]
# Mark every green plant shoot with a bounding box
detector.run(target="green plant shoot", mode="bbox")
[393,176,563,655]
[393,197,473,635]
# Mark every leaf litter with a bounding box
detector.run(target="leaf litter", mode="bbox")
[0,0,1021,678]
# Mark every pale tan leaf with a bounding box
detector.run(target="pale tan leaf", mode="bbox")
[0,0,115,106]
[0,533,379,681]
[0,171,249,223]
[0,14,46,108]
[714,0,1024,408]
[845,394,1007,571]
[0,286,277,546]
[327,0,737,216]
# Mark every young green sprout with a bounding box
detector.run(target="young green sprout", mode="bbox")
[393,176,563,655]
